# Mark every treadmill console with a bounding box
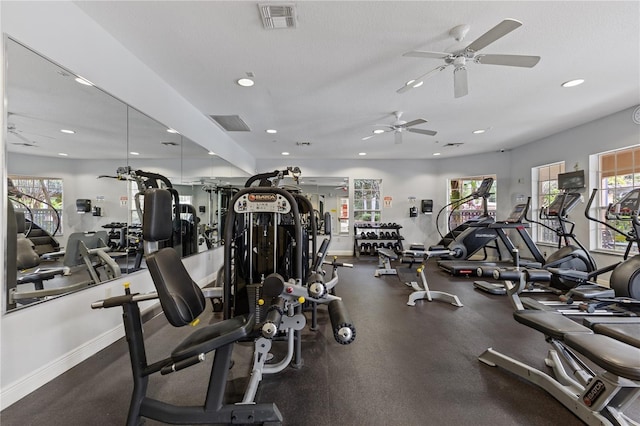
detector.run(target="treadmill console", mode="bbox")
[546,192,581,217]
[505,204,527,223]
[608,188,640,219]
[474,177,494,198]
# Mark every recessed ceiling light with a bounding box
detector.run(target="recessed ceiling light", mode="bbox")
[472,129,486,134]
[433,152,441,156]
[58,152,68,157]
[359,152,367,156]
[412,81,424,88]
[281,151,290,156]
[237,78,254,87]
[266,129,277,134]
[167,128,178,134]
[561,79,585,88]
[208,151,216,156]
[74,76,94,86]
[60,129,75,134]
[129,151,140,156]
[373,129,385,134]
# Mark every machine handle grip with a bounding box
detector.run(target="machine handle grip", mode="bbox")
[91,292,158,309]
[160,353,205,375]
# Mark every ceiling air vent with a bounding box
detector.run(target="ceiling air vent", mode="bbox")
[209,115,251,132]
[258,3,297,29]
[443,142,464,148]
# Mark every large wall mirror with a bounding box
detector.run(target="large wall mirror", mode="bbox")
[4,37,247,313]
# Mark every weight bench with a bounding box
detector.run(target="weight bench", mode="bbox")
[374,247,398,277]
[479,273,640,425]
[375,244,462,308]
[406,264,463,308]
[404,246,462,308]
[582,317,640,349]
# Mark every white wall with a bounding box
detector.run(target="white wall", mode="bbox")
[0,1,250,408]
[257,155,513,254]
[505,105,640,272]
[2,150,226,408]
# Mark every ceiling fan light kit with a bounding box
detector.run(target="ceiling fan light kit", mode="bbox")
[398,18,541,98]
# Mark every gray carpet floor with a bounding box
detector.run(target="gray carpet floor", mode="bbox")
[2,257,637,425]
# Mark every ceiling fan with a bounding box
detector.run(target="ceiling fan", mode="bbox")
[8,123,38,147]
[397,19,541,98]
[362,111,437,144]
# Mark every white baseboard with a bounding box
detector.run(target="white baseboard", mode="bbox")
[0,324,124,410]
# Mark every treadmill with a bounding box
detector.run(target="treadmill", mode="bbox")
[437,200,545,276]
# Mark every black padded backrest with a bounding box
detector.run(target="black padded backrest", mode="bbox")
[143,188,173,242]
[323,212,332,235]
[146,247,206,327]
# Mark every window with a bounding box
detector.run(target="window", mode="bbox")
[532,162,565,245]
[8,176,63,235]
[448,175,497,229]
[593,145,640,254]
[354,179,381,224]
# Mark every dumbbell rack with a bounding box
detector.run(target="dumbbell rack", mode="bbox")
[353,223,404,258]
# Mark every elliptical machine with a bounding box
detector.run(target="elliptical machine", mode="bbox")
[560,187,640,308]
[524,189,596,290]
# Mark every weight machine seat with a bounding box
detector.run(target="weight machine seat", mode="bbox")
[516,310,640,380]
[592,323,640,349]
[172,314,255,362]
[513,310,592,340]
[146,246,256,362]
[564,333,640,381]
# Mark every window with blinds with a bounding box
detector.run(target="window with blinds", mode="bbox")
[596,145,640,253]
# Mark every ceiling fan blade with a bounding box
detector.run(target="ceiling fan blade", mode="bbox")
[402,50,451,59]
[9,131,37,145]
[407,128,438,136]
[401,119,427,128]
[394,132,402,144]
[396,65,449,94]
[465,19,522,53]
[454,67,468,98]
[475,54,540,68]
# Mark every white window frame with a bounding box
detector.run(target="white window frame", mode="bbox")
[589,145,640,255]
[531,162,565,246]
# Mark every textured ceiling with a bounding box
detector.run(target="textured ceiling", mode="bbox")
[19,1,640,162]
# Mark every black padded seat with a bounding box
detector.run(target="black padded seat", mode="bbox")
[171,314,255,362]
[592,323,640,349]
[378,247,398,261]
[513,310,592,340]
[564,333,640,381]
